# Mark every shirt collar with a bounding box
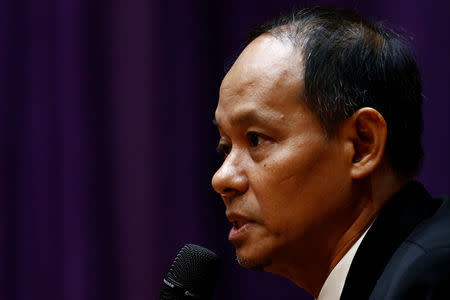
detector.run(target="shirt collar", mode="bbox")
[316,225,371,300]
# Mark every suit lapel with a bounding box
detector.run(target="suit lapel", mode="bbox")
[340,181,439,300]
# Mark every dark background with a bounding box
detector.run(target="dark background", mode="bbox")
[0,0,449,299]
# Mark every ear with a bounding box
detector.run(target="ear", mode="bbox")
[341,108,387,179]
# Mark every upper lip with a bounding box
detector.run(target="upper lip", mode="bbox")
[226,212,252,228]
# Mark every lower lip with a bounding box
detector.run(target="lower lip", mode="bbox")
[228,222,254,240]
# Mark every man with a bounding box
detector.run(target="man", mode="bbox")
[211,7,450,300]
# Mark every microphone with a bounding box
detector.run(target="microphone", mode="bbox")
[160,244,221,300]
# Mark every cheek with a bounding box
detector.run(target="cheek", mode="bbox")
[252,142,347,230]
[257,143,326,200]
[249,163,310,235]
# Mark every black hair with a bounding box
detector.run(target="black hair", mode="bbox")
[247,6,423,178]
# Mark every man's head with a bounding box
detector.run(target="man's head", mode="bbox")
[211,6,423,293]
[248,6,423,178]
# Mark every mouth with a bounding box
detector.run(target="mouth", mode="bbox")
[232,220,246,229]
[226,213,254,241]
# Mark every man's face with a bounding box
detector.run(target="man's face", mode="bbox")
[212,35,353,272]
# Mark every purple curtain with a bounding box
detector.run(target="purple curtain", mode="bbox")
[0,0,448,299]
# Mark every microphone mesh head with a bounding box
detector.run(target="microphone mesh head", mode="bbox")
[163,244,220,299]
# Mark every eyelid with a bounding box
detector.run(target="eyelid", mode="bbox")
[247,131,269,142]
[215,130,271,157]
[217,138,231,156]
[247,131,264,137]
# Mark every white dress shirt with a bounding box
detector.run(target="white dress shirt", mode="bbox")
[316,227,371,300]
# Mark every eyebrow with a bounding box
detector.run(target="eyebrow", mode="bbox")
[213,110,276,129]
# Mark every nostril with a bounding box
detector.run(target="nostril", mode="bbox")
[222,188,240,199]
[221,187,245,206]
[223,187,234,193]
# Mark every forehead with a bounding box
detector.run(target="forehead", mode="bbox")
[216,35,306,125]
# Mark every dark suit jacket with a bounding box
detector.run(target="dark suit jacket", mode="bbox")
[340,181,450,300]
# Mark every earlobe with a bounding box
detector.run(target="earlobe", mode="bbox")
[348,108,387,179]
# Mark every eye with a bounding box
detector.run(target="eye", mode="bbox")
[247,132,263,147]
[216,143,231,157]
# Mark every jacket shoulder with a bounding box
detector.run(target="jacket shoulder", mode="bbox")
[370,196,450,300]
[371,246,450,299]
[407,195,450,250]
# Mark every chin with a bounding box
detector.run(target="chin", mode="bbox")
[234,244,273,271]
[236,254,269,271]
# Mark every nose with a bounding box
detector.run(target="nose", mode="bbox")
[211,151,249,204]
